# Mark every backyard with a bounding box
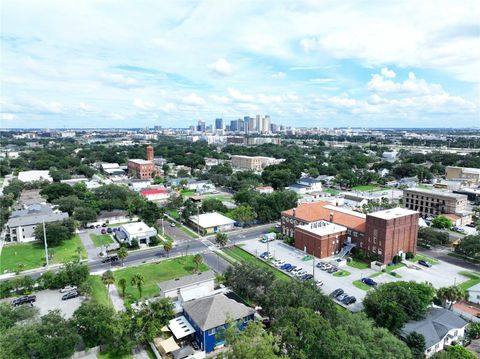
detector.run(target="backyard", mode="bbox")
[90,233,114,247]
[113,256,209,304]
[0,235,87,273]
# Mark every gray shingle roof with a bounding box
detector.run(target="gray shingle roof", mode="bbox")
[158,270,215,293]
[183,293,255,331]
[7,205,69,227]
[400,308,468,348]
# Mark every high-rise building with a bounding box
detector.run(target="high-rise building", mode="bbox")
[215,118,223,130]
[262,115,271,133]
[238,119,244,132]
[197,120,206,132]
[230,120,238,132]
[255,115,261,132]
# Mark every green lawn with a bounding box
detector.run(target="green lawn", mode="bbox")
[166,209,180,220]
[458,271,480,291]
[180,190,194,196]
[351,185,383,192]
[323,188,339,195]
[97,352,132,359]
[411,254,439,265]
[0,235,86,273]
[223,246,291,282]
[385,262,405,272]
[88,275,113,308]
[352,280,372,291]
[113,256,209,304]
[333,270,351,277]
[89,233,114,247]
[347,258,370,269]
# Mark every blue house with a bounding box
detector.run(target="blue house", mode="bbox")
[182,293,255,353]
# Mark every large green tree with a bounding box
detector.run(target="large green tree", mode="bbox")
[455,235,480,259]
[73,302,115,348]
[404,332,426,359]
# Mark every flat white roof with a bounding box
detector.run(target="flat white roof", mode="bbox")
[298,220,347,236]
[369,207,418,220]
[168,316,195,339]
[18,170,52,182]
[189,212,235,228]
[120,221,156,235]
[323,204,366,218]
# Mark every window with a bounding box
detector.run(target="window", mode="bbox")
[208,328,216,335]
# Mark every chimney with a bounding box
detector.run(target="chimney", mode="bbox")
[146,145,154,161]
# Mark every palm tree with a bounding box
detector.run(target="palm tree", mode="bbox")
[215,232,228,249]
[118,247,128,266]
[118,278,127,298]
[193,254,203,273]
[163,241,173,257]
[130,273,145,302]
[101,270,115,291]
[437,286,465,310]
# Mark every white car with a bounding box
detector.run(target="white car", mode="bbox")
[295,270,308,277]
[291,267,303,274]
[274,260,286,267]
[316,280,324,287]
[324,264,333,270]
[170,223,176,227]
[59,285,77,293]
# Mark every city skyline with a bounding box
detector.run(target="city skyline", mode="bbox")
[1,0,479,129]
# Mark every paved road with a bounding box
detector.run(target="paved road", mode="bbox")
[417,246,479,271]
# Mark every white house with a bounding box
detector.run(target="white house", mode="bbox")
[18,170,52,183]
[468,283,480,304]
[129,179,152,192]
[140,188,170,201]
[255,186,274,194]
[382,150,398,161]
[400,307,469,357]
[158,270,215,302]
[288,176,323,194]
[117,221,157,246]
[189,212,235,235]
[377,168,390,177]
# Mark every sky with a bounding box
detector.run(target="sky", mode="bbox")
[1,0,479,129]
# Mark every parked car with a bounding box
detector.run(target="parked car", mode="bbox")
[285,265,296,273]
[101,228,107,234]
[295,270,308,277]
[89,225,95,229]
[170,223,176,227]
[324,264,333,270]
[60,285,77,293]
[316,262,324,268]
[330,288,344,298]
[62,291,80,301]
[418,259,432,268]
[274,260,286,267]
[102,223,107,227]
[280,263,292,270]
[107,228,113,233]
[102,254,119,263]
[336,293,348,302]
[361,278,378,286]
[327,267,338,274]
[342,296,357,305]
[291,267,303,275]
[302,274,314,281]
[316,280,324,287]
[12,295,36,306]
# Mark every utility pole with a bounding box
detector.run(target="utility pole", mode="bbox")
[197,205,200,238]
[43,220,49,268]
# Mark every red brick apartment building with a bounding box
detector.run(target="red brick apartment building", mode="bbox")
[281,202,419,264]
[127,145,160,179]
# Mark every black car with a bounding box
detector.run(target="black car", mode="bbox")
[102,254,119,263]
[285,266,296,273]
[418,259,432,268]
[327,267,338,273]
[107,227,113,233]
[12,295,36,306]
[62,291,80,300]
[301,274,314,281]
[342,296,357,305]
[330,288,344,298]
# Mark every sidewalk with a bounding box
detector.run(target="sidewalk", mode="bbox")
[108,282,125,312]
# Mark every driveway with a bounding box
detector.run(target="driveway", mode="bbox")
[78,231,101,261]
[202,251,232,274]
[162,224,193,242]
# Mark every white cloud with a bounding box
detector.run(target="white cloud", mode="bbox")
[367,71,444,95]
[208,58,232,76]
[182,93,206,106]
[272,71,286,79]
[309,78,335,84]
[380,67,396,78]
[0,113,16,121]
[227,88,254,103]
[133,98,156,109]
[102,73,141,89]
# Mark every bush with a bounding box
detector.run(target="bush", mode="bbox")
[149,236,161,246]
[392,255,402,264]
[405,252,414,260]
[129,239,139,249]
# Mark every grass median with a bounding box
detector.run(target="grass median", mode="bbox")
[89,233,114,247]
[222,246,291,282]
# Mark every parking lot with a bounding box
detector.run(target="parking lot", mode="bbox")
[238,239,473,312]
[3,289,84,319]
[239,239,375,312]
